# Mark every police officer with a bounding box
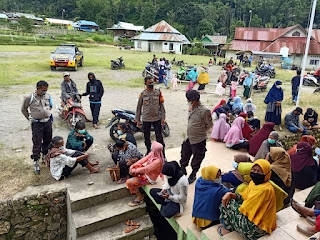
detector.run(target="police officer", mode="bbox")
[21,81,53,174]
[180,90,213,184]
[136,76,166,155]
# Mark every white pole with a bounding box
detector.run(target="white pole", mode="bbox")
[296,0,317,106]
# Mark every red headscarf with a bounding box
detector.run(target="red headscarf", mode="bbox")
[249,122,275,156]
[287,135,317,156]
[213,99,226,113]
[291,142,316,172]
[238,113,253,140]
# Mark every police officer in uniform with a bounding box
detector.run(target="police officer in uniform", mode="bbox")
[136,76,166,155]
[180,90,213,184]
[21,81,53,174]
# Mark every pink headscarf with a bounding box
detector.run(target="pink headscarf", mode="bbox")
[147,141,165,179]
[211,113,230,140]
[224,117,245,145]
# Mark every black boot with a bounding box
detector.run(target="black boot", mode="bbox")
[181,166,187,175]
[188,170,198,184]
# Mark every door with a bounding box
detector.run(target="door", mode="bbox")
[148,42,152,52]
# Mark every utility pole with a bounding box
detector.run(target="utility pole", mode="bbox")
[62,9,65,20]
[247,10,255,98]
[296,0,317,106]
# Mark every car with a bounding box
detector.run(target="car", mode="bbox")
[49,44,83,71]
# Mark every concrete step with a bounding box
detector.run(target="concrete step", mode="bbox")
[73,196,147,237]
[77,214,154,240]
[67,181,131,212]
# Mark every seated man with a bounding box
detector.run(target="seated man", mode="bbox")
[66,122,93,152]
[247,111,261,133]
[61,72,78,103]
[285,107,307,135]
[47,136,99,180]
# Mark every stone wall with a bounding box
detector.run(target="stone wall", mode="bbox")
[0,190,67,240]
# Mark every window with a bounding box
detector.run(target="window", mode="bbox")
[292,31,301,37]
[169,43,174,51]
[137,41,141,49]
[164,42,168,45]
[310,59,319,65]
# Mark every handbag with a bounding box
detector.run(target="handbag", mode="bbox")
[222,83,227,88]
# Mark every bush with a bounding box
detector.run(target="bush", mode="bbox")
[185,45,210,56]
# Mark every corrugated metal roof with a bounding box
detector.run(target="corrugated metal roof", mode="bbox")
[77,20,99,26]
[311,30,320,43]
[133,32,190,44]
[144,20,180,34]
[45,18,74,25]
[223,40,272,51]
[108,21,144,31]
[0,13,7,19]
[205,35,227,44]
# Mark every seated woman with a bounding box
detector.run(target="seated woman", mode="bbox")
[116,123,136,145]
[212,100,227,120]
[243,98,256,114]
[47,136,99,181]
[150,161,188,218]
[114,139,143,183]
[268,147,294,206]
[231,97,243,115]
[254,131,283,160]
[287,135,316,156]
[304,108,320,129]
[211,113,230,142]
[192,165,230,229]
[213,99,227,113]
[249,122,275,157]
[218,160,277,239]
[239,112,254,140]
[247,111,261,133]
[66,122,93,152]
[291,142,317,190]
[224,117,249,151]
[127,141,165,206]
[221,154,252,189]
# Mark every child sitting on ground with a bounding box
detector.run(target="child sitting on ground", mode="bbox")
[66,122,93,152]
[171,74,179,91]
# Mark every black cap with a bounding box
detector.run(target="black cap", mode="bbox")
[294,107,303,115]
[186,90,200,101]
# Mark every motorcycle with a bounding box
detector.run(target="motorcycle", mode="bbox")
[56,93,90,130]
[177,60,185,66]
[253,74,270,91]
[303,74,320,86]
[142,62,159,82]
[256,64,276,78]
[106,109,170,142]
[111,57,125,70]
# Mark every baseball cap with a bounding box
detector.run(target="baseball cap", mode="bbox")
[294,107,303,115]
[63,72,70,77]
[186,90,200,101]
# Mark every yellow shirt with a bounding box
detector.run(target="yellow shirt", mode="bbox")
[192,217,212,228]
[198,72,209,84]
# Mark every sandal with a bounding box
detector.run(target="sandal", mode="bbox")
[124,225,139,233]
[307,216,316,226]
[297,224,316,237]
[218,226,224,237]
[128,199,144,207]
[118,178,128,184]
[125,220,140,226]
[290,199,306,217]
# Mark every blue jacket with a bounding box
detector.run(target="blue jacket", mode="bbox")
[192,177,230,221]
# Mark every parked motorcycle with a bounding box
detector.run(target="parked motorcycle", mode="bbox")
[111,57,125,70]
[253,74,270,91]
[256,64,276,78]
[303,74,320,86]
[177,60,185,66]
[56,93,89,130]
[106,109,170,141]
[142,62,159,81]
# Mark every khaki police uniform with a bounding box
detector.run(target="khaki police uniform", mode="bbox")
[136,89,166,153]
[22,92,53,162]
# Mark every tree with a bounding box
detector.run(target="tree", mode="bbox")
[197,19,214,37]
[18,16,34,32]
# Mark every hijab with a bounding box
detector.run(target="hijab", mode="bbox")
[213,99,226,112]
[224,117,244,145]
[243,72,253,86]
[234,154,252,163]
[249,122,275,156]
[226,98,233,109]
[254,131,283,160]
[264,81,283,104]
[218,70,227,83]
[232,154,252,182]
[244,98,256,113]
[291,142,316,172]
[269,147,292,187]
[239,113,254,140]
[186,67,198,82]
[211,113,230,140]
[232,97,243,111]
[161,161,184,186]
[201,165,220,181]
[287,135,317,156]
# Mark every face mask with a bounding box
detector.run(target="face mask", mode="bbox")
[117,130,123,136]
[166,176,173,179]
[59,146,65,150]
[268,138,276,144]
[40,91,47,96]
[147,84,154,89]
[250,172,266,185]
[314,156,320,165]
[248,117,254,121]
[78,130,86,134]
[213,178,222,184]
[232,161,238,169]
[246,103,252,106]
[202,70,205,73]
[230,102,234,105]
[276,85,281,89]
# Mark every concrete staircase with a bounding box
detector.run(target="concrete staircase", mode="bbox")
[66,181,154,240]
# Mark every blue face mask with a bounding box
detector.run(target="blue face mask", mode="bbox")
[78,130,86,134]
[117,130,123,136]
[232,161,238,169]
[230,102,234,105]
[247,103,252,106]
[268,138,276,144]
[59,146,65,150]
[248,117,254,121]
[214,178,222,184]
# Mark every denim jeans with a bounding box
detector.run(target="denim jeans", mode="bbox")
[287,125,307,135]
[292,90,298,101]
[315,209,320,217]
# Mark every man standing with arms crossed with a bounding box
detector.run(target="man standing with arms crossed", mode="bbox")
[21,81,53,175]
[136,76,166,155]
[180,89,213,184]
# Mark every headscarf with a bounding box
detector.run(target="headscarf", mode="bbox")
[161,161,184,186]
[226,98,234,109]
[244,98,256,113]
[218,70,227,84]
[254,131,283,160]
[249,122,275,156]
[264,81,283,104]
[291,142,316,172]
[232,155,252,183]
[201,165,220,181]
[269,147,292,187]
[198,70,209,84]
[243,72,253,86]
[238,162,254,183]
[239,113,254,140]
[239,159,277,234]
[215,107,226,116]
[213,99,226,112]
[232,97,243,111]
[186,67,198,82]
[224,117,244,145]
[287,135,317,155]
[211,113,230,140]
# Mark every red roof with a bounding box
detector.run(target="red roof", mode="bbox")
[224,40,272,51]
[144,20,180,34]
[311,30,320,43]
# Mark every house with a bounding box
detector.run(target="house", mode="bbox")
[0,13,7,21]
[132,20,190,54]
[108,21,144,41]
[200,35,227,53]
[224,24,320,69]
[76,20,99,32]
[45,18,74,26]
[15,13,44,25]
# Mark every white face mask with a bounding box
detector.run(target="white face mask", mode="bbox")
[166,176,173,179]
[214,178,222,184]
[276,85,281,89]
